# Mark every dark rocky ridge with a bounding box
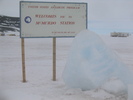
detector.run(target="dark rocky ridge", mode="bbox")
[0,15,20,33]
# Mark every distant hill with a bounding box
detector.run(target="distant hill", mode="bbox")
[0,15,20,33]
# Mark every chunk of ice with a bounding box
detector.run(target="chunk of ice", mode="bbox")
[63,30,133,93]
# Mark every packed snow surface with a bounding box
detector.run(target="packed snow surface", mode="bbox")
[0,31,133,100]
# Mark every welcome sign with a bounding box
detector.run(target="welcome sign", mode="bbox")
[20,1,87,38]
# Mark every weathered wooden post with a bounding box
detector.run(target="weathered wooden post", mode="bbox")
[21,38,26,82]
[53,38,56,81]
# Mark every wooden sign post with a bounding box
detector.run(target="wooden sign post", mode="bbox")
[53,38,56,81]
[21,38,26,82]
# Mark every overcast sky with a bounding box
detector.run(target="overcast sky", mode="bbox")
[0,0,133,34]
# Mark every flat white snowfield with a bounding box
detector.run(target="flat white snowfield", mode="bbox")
[0,32,133,100]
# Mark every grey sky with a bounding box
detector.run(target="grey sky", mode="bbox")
[0,0,133,33]
[90,0,133,21]
[89,0,133,33]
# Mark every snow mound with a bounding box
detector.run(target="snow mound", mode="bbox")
[84,88,127,100]
[63,30,133,94]
[128,85,133,100]
[101,77,126,95]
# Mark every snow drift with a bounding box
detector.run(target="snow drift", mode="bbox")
[63,30,133,94]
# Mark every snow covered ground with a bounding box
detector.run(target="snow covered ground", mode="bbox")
[0,32,133,100]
